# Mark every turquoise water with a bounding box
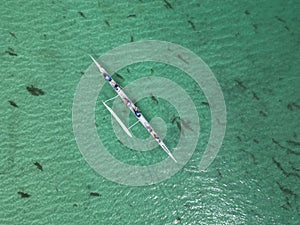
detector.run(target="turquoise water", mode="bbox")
[1,0,299,224]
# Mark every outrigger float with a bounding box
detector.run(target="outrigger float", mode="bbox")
[90,55,177,162]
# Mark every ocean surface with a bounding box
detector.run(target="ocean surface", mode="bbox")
[0,0,299,224]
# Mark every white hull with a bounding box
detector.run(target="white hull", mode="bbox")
[90,55,177,162]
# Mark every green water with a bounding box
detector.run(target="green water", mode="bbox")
[1,0,299,224]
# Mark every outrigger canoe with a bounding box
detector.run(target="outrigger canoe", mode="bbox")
[90,55,177,162]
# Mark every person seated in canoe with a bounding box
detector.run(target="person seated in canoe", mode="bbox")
[124,98,131,107]
[153,132,161,143]
[133,108,141,117]
[114,84,120,91]
[135,111,141,117]
[145,125,153,133]
[105,75,112,81]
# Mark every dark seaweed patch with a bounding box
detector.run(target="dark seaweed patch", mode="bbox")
[276,182,297,198]
[90,192,101,197]
[241,149,257,164]
[293,132,297,139]
[272,138,285,149]
[171,115,180,124]
[286,148,300,156]
[252,23,258,32]
[234,79,247,90]
[285,197,291,207]
[5,47,17,56]
[280,197,292,210]
[253,139,259,144]
[9,31,17,38]
[114,73,124,82]
[176,121,182,134]
[272,157,285,172]
[201,101,209,107]
[273,157,300,179]
[287,102,300,111]
[163,0,173,9]
[151,95,158,104]
[284,25,290,31]
[26,85,45,96]
[286,140,300,146]
[275,16,286,23]
[104,20,110,27]
[127,14,136,18]
[78,11,86,19]
[290,162,300,172]
[244,10,250,15]
[216,168,222,178]
[117,139,124,145]
[252,91,260,100]
[18,191,30,198]
[275,16,291,32]
[8,100,18,108]
[177,54,189,64]
[287,172,300,179]
[34,162,43,171]
[171,116,182,133]
[259,110,267,117]
[188,20,196,30]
